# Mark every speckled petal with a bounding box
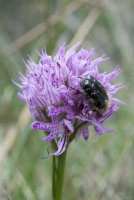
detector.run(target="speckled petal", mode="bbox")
[49,135,68,156]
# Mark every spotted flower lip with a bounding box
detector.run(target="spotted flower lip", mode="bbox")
[17,43,123,156]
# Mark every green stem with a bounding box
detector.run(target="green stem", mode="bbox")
[52,150,67,200]
[52,121,87,199]
[52,156,56,199]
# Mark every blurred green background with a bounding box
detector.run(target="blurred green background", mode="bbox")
[0,0,133,199]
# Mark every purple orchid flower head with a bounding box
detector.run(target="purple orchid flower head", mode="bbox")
[17,43,123,156]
